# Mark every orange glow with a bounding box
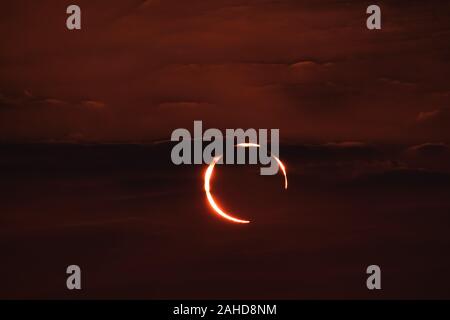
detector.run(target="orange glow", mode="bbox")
[204,156,251,224]
[273,156,288,189]
[203,144,288,224]
[236,143,288,189]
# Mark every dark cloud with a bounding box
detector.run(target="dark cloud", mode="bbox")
[407,142,450,155]
[347,168,450,190]
[417,107,450,124]
[2,142,450,298]
[403,142,450,172]
[81,100,107,109]
[414,107,450,141]
[417,109,442,122]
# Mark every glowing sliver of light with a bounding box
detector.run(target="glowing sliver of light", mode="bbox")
[203,143,288,224]
[204,155,250,224]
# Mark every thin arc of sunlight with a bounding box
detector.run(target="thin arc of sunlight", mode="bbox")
[237,143,288,189]
[274,156,288,189]
[204,156,251,224]
[203,143,288,224]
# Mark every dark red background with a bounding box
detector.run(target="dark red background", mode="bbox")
[1,0,450,299]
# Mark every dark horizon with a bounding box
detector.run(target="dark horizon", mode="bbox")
[2,142,450,299]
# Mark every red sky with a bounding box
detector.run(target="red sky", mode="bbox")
[2,1,450,299]
[1,0,450,143]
